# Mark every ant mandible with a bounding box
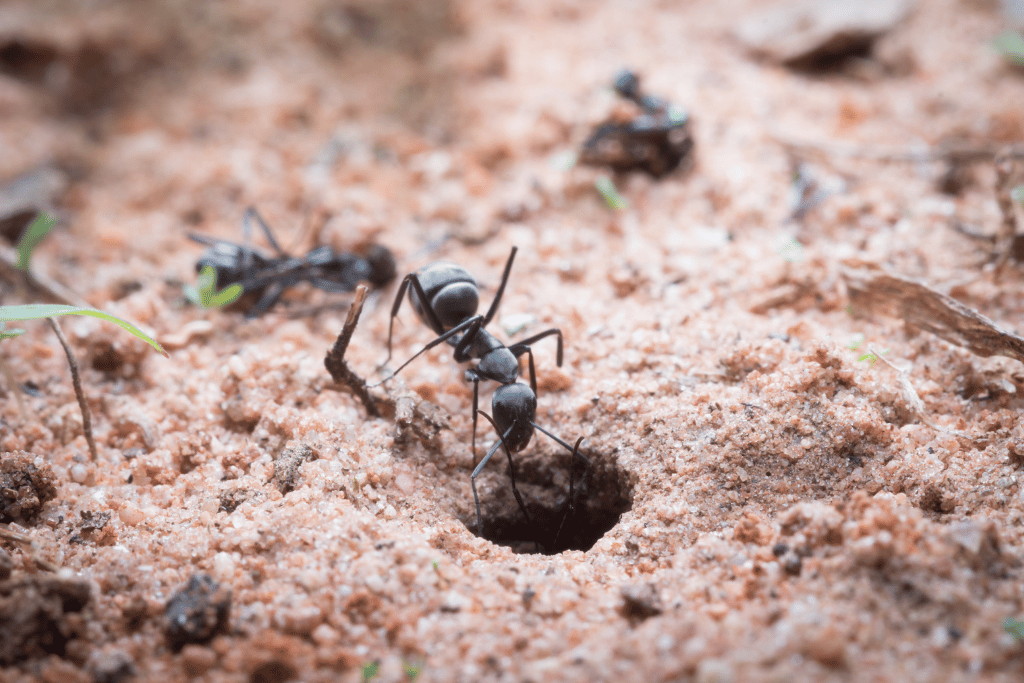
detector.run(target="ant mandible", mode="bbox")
[188,207,396,318]
[373,247,589,536]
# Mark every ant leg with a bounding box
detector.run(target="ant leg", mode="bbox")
[243,207,288,257]
[469,371,481,468]
[245,281,285,318]
[368,315,483,387]
[186,233,221,248]
[509,328,563,367]
[533,422,591,494]
[406,273,447,336]
[520,347,538,396]
[481,246,518,325]
[382,275,413,367]
[476,411,532,531]
[450,318,484,363]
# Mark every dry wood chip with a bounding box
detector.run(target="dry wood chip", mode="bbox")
[842,261,1024,365]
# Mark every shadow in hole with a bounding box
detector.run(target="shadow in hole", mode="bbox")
[468,447,633,555]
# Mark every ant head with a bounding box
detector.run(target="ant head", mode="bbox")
[492,383,537,453]
[364,245,397,288]
[477,348,519,385]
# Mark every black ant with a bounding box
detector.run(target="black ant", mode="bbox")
[373,247,589,539]
[188,207,396,318]
[579,69,694,178]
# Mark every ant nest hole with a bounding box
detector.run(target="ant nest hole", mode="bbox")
[467,447,633,555]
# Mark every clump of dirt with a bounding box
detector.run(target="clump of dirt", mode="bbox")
[0,451,57,523]
[271,443,319,494]
[163,574,232,653]
[0,575,91,664]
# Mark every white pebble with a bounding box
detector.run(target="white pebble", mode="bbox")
[70,464,89,484]
[228,354,248,379]
[212,551,235,580]
[119,503,146,526]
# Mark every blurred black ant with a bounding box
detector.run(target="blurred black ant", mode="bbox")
[188,207,396,317]
[373,247,589,537]
[579,69,694,178]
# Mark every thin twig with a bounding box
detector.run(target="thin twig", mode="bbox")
[0,525,60,572]
[0,353,25,419]
[324,285,380,417]
[47,317,97,461]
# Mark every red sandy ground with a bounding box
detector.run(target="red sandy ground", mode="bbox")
[3,0,1024,681]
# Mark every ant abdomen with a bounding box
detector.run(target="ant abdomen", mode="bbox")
[409,262,479,332]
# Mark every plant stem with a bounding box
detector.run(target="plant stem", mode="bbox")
[0,354,25,419]
[47,317,97,461]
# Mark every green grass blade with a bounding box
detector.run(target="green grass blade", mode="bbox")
[183,283,202,307]
[0,323,26,340]
[595,176,628,210]
[994,31,1024,66]
[15,211,57,271]
[1005,617,1024,641]
[0,304,167,357]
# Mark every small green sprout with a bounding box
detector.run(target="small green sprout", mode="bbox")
[595,176,628,210]
[778,237,804,262]
[0,322,25,341]
[858,348,889,365]
[1005,617,1024,642]
[0,304,167,357]
[432,560,439,571]
[15,211,57,271]
[667,105,688,125]
[846,333,865,351]
[994,31,1024,67]
[1012,185,1024,209]
[402,658,425,680]
[361,661,380,682]
[184,265,244,309]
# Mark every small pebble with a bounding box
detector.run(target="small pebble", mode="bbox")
[70,464,89,484]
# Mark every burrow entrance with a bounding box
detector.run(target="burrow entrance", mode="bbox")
[466,444,633,555]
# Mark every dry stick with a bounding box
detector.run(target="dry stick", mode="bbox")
[324,285,380,417]
[47,317,97,461]
[0,525,60,572]
[0,354,25,419]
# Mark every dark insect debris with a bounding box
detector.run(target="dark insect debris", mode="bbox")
[271,444,319,494]
[189,207,396,317]
[163,574,231,653]
[0,574,91,664]
[579,69,694,178]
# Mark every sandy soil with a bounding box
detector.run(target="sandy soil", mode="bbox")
[3,0,1024,681]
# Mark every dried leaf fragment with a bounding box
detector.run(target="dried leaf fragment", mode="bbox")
[842,262,1024,365]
